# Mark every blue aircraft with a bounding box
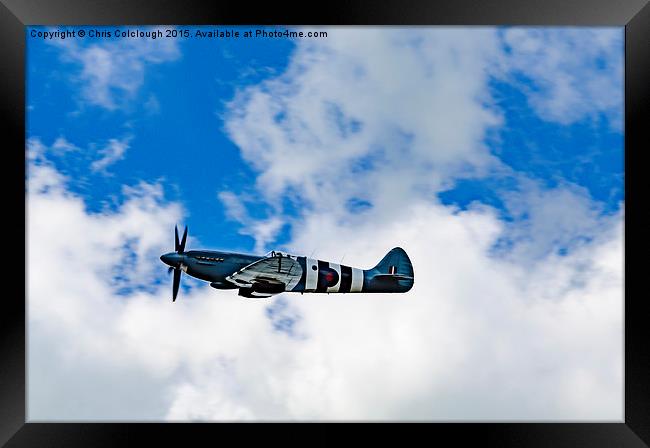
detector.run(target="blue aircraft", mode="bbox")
[160,226,414,301]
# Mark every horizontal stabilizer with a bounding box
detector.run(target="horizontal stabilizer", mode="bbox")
[372,273,414,281]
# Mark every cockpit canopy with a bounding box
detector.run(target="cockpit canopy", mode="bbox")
[264,250,296,259]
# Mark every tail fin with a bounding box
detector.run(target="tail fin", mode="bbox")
[365,247,414,292]
[371,247,414,276]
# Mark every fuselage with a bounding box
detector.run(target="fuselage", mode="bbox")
[160,248,414,295]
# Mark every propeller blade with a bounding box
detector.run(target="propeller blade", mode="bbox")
[174,225,180,252]
[168,266,174,275]
[179,226,188,253]
[172,268,181,302]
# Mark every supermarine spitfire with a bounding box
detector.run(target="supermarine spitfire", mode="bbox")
[160,226,414,301]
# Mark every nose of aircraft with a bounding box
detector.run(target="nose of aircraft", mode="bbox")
[160,252,181,267]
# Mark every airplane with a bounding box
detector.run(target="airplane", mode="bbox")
[160,226,414,301]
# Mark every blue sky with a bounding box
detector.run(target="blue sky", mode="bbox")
[27,26,623,256]
[26,26,624,421]
[28,26,296,252]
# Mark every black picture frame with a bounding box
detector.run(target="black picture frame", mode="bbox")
[2,0,648,446]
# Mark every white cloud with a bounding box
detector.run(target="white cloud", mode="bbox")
[28,159,623,420]
[500,28,623,127]
[144,94,161,115]
[495,179,622,262]
[28,27,624,421]
[90,137,131,173]
[260,203,622,420]
[215,27,622,419]
[224,28,504,222]
[27,135,132,175]
[51,136,80,154]
[48,27,180,110]
[219,191,285,253]
[26,137,47,161]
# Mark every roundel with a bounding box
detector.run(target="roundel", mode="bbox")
[321,267,339,288]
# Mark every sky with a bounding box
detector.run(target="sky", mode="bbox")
[26,26,624,421]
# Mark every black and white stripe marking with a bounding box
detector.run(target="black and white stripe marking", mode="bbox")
[300,256,363,293]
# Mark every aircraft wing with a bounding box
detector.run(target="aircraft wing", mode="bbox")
[226,254,303,294]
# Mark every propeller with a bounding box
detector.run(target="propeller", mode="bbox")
[172,267,182,302]
[175,224,188,252]
[163,225,188,302]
